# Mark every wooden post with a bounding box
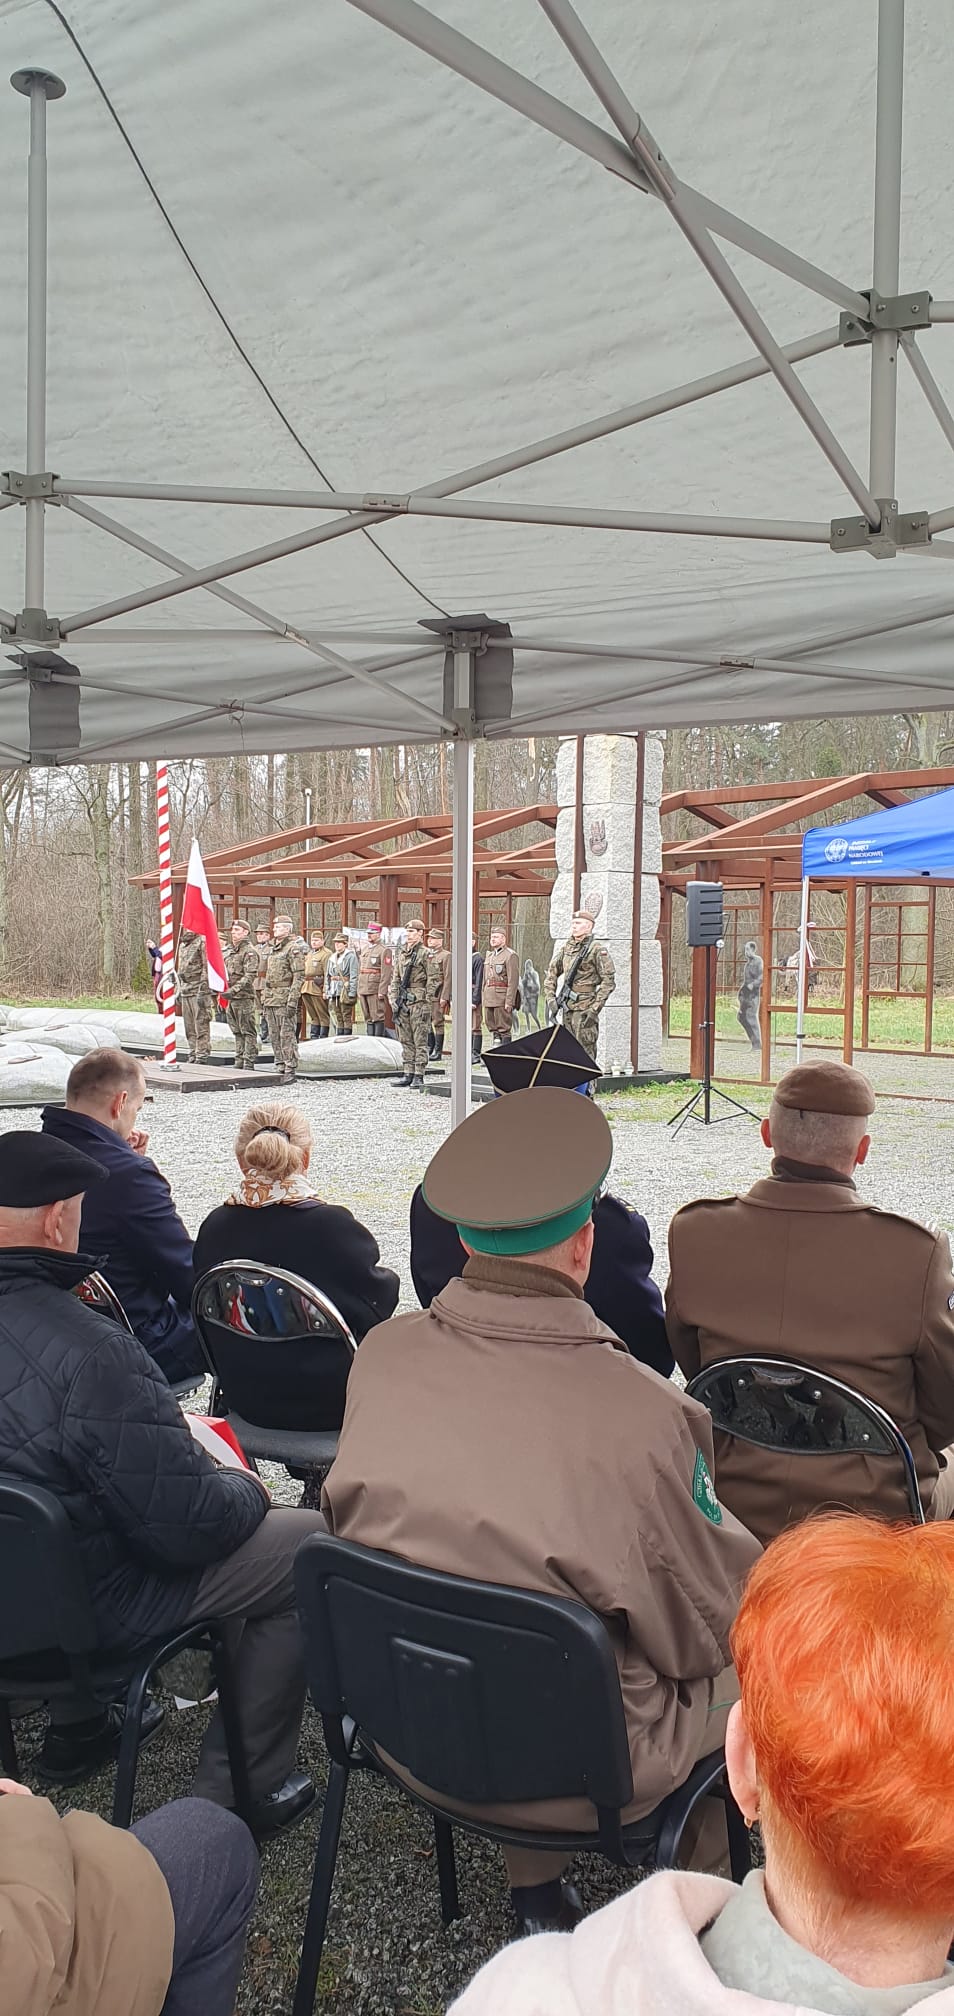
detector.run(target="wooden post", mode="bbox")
[299,876,307,937]
[860,883,872,1050]
[572,736,585,911]
[629,731,645,1073]
[689,866,717,1080]
[843,881,856,1063]
[660,882,672,1036]
[341,873,349,931]
[758,865,774,1084]
[926,882,937,1054]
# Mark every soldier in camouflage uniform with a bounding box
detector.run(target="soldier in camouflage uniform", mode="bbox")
[262,913,306,1080]
[389,918,431,1089]
[178,929,213,1063]
[425,926,452,1061]
[224,917,261,1070]
[544,903,616,1062]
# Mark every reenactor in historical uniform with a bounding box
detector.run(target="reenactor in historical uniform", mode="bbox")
[300,929,331,1039]
[223,918,261,1070]
[544,903,616,1061]
[481,924,519,1045]
[666,1060,954,1544]
[262,913,306,1081]
[326,931,359,1035]
[177,928,212,1063]
[471,932,484,1063]
[323,1086,759,1930]
[425,925,452,1061]
[254,924,270,1043]
[357,922,392,1037]
[389,918,430,1089]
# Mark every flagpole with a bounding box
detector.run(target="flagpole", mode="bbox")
[155,761,179,1071]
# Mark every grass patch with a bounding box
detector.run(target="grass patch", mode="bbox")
[668,992,954,1051]
[3,992,156,1014]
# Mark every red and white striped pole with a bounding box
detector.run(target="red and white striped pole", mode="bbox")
[156,762,178,1070]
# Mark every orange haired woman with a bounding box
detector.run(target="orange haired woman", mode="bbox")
[451,1517,954,2015]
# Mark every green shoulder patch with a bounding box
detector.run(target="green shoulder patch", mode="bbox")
[692,1450,723,1525]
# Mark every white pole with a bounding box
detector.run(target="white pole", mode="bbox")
[794,875,811,1064]
[869,0,905,499]
[450,664,475,1129]
[24,78,49,610]
[156,762,179,1071]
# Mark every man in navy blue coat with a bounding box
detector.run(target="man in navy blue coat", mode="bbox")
[410,1026,673,1378]
[42,1047,204,1382]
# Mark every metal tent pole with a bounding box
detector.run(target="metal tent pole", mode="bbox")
[12,69,65,622]
[450,686,475,1132]
[869,0,905,498]
[794,875,812,1063]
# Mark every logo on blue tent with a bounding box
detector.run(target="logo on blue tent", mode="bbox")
[825,836,849,862]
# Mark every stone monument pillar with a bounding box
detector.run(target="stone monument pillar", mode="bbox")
[549,733,665,1071]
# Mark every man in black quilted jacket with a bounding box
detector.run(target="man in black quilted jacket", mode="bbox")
[0,1131,323,1835]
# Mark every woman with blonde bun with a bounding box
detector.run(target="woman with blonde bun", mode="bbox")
[193,1104,398,1341]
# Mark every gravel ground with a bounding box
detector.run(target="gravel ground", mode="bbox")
[8,1053,954,2012]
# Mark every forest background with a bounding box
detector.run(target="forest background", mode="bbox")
[2,706,951,1003]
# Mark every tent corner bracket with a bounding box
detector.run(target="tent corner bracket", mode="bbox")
[830,501,930,557]
[840,290,933,344]
[1,607,62,644]
[1,470,58,500]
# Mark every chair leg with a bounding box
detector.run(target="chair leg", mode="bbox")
[209,1630,253,1828]
[291,1758,350,2016]
[112,1663,152,1828]
[0,1700,19,1779]
[433,1815,460,1925]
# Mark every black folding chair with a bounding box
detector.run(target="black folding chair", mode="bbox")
[687,1356,925,1523]
[0,1474,252,1827]
[73,1267,202,1403]
[192,1261,357,1473]
[291,1534,749,2016]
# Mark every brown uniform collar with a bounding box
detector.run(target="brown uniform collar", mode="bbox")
[770,1155,857,1188]
[461,1253,583,1299]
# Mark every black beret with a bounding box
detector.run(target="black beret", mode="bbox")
[0,1131,107,1207]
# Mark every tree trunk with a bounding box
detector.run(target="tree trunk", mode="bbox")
[88,772,116,988]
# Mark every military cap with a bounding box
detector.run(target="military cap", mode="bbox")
[333,931,348,944]
[774,1060,875,1117]
[484,1023,599,1096]
[366,921,382,934]
[0,1131,107,1208]
[423,1086,612,1256]
[405,917,425,933]
[427,925,445,940]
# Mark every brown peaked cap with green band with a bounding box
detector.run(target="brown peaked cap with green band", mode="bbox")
[422,1085,613,1256]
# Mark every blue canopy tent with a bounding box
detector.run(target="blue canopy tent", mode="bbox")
[796,787,954,1059]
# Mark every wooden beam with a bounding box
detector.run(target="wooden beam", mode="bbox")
[666,775,872,859]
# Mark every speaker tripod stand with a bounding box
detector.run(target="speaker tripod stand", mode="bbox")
[668,942,759,1136]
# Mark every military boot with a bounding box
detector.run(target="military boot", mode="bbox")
[392,1072,413,1087]
[409,1074,425,1091]
[471,1031,482,1063]
[432,1033,444,1062]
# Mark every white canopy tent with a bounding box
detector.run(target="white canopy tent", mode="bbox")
[1,0,953,1119]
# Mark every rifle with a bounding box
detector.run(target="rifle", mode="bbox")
[553,937,591,1019]
[393,941,425,1018]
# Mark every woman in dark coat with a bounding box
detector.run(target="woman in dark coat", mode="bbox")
[194,1103,399,1341]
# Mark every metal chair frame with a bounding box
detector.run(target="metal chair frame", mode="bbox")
[0,1473,252,1828]
[686,1354,926,1523]
[290,1534,749,2016]
[191,1260,357,1466]
[74,1267,203,1401]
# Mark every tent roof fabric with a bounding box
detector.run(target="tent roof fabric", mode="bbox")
[1,0,954,761]
[801,784,954,879]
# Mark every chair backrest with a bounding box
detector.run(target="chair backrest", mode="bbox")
[294,1533,634,1814]
[72,1270,134,1333]
[687,1356,925,1523]
[192,1262,357,1432]
[0,1474,99,1664]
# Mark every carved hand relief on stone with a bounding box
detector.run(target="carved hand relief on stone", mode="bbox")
[588,817,607,857]
[580,890,604,921]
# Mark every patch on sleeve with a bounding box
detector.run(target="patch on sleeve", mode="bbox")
[692,1449,723,1525]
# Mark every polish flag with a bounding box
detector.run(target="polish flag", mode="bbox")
[181,836,227,991]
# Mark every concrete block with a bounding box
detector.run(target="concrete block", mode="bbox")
[555,806,576,875]
[639,939,663,1007]
[556,736,577,806]
[583,734,636,808]
[642,732,665,807]
[639,873,661,936]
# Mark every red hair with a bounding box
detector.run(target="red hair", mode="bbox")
[732,1516,954,1916]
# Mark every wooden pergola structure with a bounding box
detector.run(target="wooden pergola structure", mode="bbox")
[134,806,558,941]
[661,766,954,1080]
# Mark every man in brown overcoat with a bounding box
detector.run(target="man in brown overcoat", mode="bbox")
[666,1059,954,1543]
[323,1087,759,1933]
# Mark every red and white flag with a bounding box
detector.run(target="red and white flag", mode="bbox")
[181,836,227,991]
